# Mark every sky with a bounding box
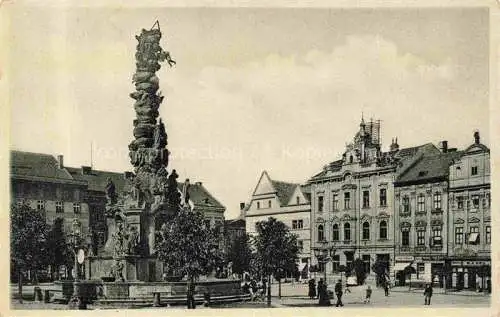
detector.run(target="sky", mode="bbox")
[7,6,490,219]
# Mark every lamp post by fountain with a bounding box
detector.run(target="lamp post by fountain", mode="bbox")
[313,241,336,285]
[67,218,87,309]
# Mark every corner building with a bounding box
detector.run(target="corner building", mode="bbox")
[446,132,491,290]
[308,119,434,282]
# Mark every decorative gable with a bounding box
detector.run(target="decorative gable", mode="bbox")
[252,171,276,196]
[360,213,372,221]
[454,218,465,224]
[287,185,307,206]
[468,217,480,223]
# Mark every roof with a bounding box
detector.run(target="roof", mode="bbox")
[178,182,225,211]
[395,151,463,185]
[271,179,298,206]
[224,218,245,227]
[66,167,127,193]
[299,184,311,203]
[10,151,79,183]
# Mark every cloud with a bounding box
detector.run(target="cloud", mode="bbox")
[154,34,486,218]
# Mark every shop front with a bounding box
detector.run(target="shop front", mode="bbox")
[446,258,491,291]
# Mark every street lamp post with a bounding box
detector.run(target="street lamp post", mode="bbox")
[67,219,87,309]
[313,241,336,285]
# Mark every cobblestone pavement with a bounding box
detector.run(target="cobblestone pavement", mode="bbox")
[9,282,491,310]
[270,282,491,308]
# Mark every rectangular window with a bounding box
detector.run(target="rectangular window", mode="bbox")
[296,196,300,205]
[268,200,272,208]
[297,240,304,252]
[332,255,340,273]
[73,202,81,214]
[417,263,425,274]
[292,220,303,230]
[433,193,442,210]
[362,191,370,208]
[257,201,260,209]
[402,230,410,246]
[332,193,339,211]
[457,196,464,210]
[417,230,426,246]
[486,226,491,244]
[468,226,479,244]
[344,192,351,209]
[37,200,45,211]
[455,227,463,244]
[318,196,324,212]
[379,188,387,207]
[432,228,442,245]
[346,253,354,271]
[417,195,425,213]
[362,254,371,273]
[402,196,410,213]
[471,195,480,209]
[471,166,478,176]
[56,201,64,213]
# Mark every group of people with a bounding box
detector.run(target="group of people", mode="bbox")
[307,278,434,306]
[241,278,267,301]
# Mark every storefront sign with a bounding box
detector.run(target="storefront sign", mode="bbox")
[451,261,462,266]
[395,256,414,262]
[463,260,489,267]
[421,255,444,261]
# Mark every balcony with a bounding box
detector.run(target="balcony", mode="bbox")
[414,246,428,252]
[399,212,411,218]
[431,208,443,215]
[343,240,352,245]
[431,245,443,252]
[398,246,413,253]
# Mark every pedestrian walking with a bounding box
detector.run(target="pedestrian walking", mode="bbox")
[364,285,372,304]
[308,278,317,299]
[334,279,344,307]
[384,280,390,296]
[424,284,433,305]
[317,279,323,300]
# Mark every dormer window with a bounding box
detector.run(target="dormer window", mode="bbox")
[296,196,300,205]
[471,166,478,176]
[349,155,353,163]
[418,171,428,177]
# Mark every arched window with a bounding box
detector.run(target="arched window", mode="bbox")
[349,155,353,163]
[362,222,370,240]
[318,225,324,241]
[344,223,351,241]
[332,224,339,241]
[379,220,388,239]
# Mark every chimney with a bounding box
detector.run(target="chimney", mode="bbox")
[389,137,399,152]
[240,202,246,211]
[440,140,448,153]
[57,155,64,169]
[474,130,480,144]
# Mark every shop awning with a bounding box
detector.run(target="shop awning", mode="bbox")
[393,262,412,271]
[468,233,479,243]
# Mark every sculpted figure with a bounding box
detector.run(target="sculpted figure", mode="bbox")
[105,178,118,205]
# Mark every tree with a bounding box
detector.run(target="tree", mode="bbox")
[253,217,299,305]
[154,208,222,284]
[352,258,368,285]
[226,233,252,278]
[10,202,50,302]
[371,259,389,287]
[46,217,72,280]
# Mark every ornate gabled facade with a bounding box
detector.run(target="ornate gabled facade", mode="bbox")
[393,143,461,286]
[447,131,491,290]
[245,171,312,275]
[308,118,440,282]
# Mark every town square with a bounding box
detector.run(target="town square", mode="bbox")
[3,2,496,314]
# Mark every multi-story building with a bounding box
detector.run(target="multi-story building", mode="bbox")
[10,150,226,278]
[10,151,90,237]
[224,203,246,254]
[447,131,491,290]
[393,141,461,286]
[308,118,438,282]
[245,171,312,274]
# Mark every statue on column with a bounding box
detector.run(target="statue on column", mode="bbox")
[106,178,118,205]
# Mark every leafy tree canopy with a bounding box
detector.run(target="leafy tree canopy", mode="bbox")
[10,202,51,272]
[226,233,252,276]
[253,217,299,277]
[154,209,222,280]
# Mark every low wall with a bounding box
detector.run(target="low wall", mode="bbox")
[102,279,242,299]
